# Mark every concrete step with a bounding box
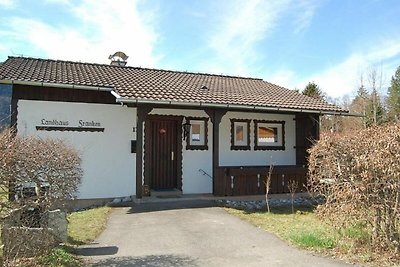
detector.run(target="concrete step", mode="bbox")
[151,189,182,198]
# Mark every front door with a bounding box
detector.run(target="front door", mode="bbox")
[145,116,182,190]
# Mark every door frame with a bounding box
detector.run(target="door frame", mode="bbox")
[144,115,183,191]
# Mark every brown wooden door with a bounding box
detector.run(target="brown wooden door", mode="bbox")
[145,116,181,190]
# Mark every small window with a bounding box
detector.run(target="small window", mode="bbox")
[230,119,251,150]
[254,120,285,150]
[186,117,208,150]
[191,124,201,141]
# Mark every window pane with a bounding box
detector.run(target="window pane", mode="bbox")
[192,124,201,141]
[0,84,12,127]
[258,126,277,142]
[236,125,244,141]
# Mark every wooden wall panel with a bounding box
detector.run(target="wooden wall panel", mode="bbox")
[214,166,307,196]
[295,113,320,166]
[12,85,116,104]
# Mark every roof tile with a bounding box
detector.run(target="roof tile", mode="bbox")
[0,57,347,113]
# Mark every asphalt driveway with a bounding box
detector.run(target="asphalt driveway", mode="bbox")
[77,200,352,267]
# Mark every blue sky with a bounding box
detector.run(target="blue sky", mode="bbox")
[1,0,400,98]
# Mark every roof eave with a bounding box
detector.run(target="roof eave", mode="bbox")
[114,96,349,115]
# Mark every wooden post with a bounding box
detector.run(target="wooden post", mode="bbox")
[136,105,152,199]
[206,109,226,195]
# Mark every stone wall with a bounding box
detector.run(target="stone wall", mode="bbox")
[1,209,67,259]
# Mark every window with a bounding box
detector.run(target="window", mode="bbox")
[186,117,208,150]
[191,124,201,141]
[230,119,251,150]
[254,120,285,150]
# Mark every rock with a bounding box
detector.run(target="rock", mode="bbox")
[46,209,68,243]
[112,198,122,203]
[2,209,22,227]
[216,195,316,210]
[122,196,132,202]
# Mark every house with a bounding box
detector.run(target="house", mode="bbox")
[0,56,347,205]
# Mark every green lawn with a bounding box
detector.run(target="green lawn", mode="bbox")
[226,206,396,266]
[226,207,337,251]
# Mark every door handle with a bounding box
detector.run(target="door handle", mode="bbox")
[171,151,174,161]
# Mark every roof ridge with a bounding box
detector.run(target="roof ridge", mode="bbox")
[7,56,263,81]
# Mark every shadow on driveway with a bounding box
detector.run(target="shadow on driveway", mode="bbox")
[88,254,199,267]
[127,199,217,214]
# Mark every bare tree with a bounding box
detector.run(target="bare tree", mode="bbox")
[264,164,273,213]
[287,180,298,214]
[366,67,386,126]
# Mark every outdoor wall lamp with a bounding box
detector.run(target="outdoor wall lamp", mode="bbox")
[182,118,191,140]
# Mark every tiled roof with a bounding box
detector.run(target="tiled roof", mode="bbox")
[0,57,347,113]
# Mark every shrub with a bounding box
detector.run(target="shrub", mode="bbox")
[0,129,83,214]
[0,128,83,262]
[308,123,400,255]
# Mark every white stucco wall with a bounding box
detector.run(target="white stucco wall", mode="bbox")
[17,100,136,199]
[146,109,296,194]
[16,100,296,198]
[219,112,296,166]
[149,109,213,194]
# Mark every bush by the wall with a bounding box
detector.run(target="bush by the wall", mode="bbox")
[0,129,83,262]
[308,123,400,255]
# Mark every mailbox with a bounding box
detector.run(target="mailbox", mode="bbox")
[131,140,136,153]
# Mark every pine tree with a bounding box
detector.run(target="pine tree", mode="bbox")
[350,71,386,128]
[386,66,400,122]
[302,82,324,100]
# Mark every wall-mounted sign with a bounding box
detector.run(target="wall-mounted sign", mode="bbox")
[36,119,104,132]
[40,119,69,126]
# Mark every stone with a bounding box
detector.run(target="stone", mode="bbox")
[216,195,316,210]
[2,209,22,227]
[46,209,68,243]
[112,198,122,203]
[122,196,132,202]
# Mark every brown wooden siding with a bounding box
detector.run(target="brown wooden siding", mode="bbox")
[295,113,320,166]
[12,84,116,104]
[214,166,307,196]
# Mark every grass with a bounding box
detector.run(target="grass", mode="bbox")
[226,206,337,251]
[67,206,112,245]
[290,232,335,249]
[226,206,398,266]
[39,206,112,267]
[38,246,81,267]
